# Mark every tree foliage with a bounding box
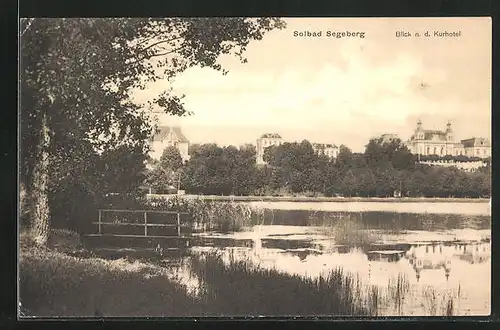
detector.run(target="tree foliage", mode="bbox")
[181,144,257,195]
[160,146,183,172]
[20,18,285,242]
[179,137,490,199]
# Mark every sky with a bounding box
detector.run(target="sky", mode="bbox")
[132,17,492,152]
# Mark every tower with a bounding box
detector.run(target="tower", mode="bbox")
[415,119,423,140]
[445,121,453,141]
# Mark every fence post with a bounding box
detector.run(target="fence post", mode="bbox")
[144,211,148,237]
[177,212,181,237]
[98,210,102,235]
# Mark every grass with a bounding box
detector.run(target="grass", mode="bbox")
[19,231,200,317]
[321,216,380,249]
[188,252,380,316]
[387,274,410,315]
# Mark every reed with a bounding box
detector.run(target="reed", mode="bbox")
[387,273,410,315]
[143,196,264,233]
[325,215,380,248]
[188,252,380,316]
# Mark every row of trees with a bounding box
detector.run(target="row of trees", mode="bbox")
[148,137,491,198]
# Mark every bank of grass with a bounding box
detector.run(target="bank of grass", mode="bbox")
[19,230,201,317]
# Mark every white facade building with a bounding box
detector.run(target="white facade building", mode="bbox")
[149,126,190,162]
[312,143,339,159]
[256,133,284,165]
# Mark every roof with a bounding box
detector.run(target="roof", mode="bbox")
[460,137,490,147]
[260,133,282,139]
[423,130,447,141]
[152,126,189,143]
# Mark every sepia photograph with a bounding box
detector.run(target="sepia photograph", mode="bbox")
[19,17,491,318]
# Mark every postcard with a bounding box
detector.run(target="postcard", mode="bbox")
[19,17,491,318]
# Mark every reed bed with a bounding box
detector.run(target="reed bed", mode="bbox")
[387,273,411,315]
[143,195,264,233]
[188,252,380,316]
[322,216,381,249]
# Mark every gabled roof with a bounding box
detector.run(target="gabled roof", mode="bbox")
[260,133,282,139]
[152,126,189,143]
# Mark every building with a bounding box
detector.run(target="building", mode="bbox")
[406,120,457,157]
[405,120,491,159]
[149,126,190,162]
[256,134,339,164]
[460,137,491,158]
[312,143,339,159]
[256,133,284,164]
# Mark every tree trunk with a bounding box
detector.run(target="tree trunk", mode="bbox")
[30,112,51,247]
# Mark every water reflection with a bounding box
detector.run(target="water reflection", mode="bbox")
[178,208,491,316]
[193,226,491,282]
[250,210,491,231]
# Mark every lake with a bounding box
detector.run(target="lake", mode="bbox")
[173,201,491,316]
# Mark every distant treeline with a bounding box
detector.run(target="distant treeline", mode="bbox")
[148,137,491,199]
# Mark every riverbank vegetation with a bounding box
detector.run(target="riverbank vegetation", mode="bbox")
[20,230,462,317]
[143,195,264,233]
[19,231,377,316]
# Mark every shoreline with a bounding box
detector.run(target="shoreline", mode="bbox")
[157,195,490,204]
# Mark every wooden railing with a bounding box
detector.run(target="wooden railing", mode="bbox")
[87,209,190,239]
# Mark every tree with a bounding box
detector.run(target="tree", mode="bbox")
[365,137,415,171]
[21,18,285,245]
[145,166,176,194]
[336,145,353,170]
[160,146,183,172]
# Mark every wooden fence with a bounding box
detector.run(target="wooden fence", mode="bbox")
[84,209,192,252]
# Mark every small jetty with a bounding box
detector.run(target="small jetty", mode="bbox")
[83,209,193,258]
